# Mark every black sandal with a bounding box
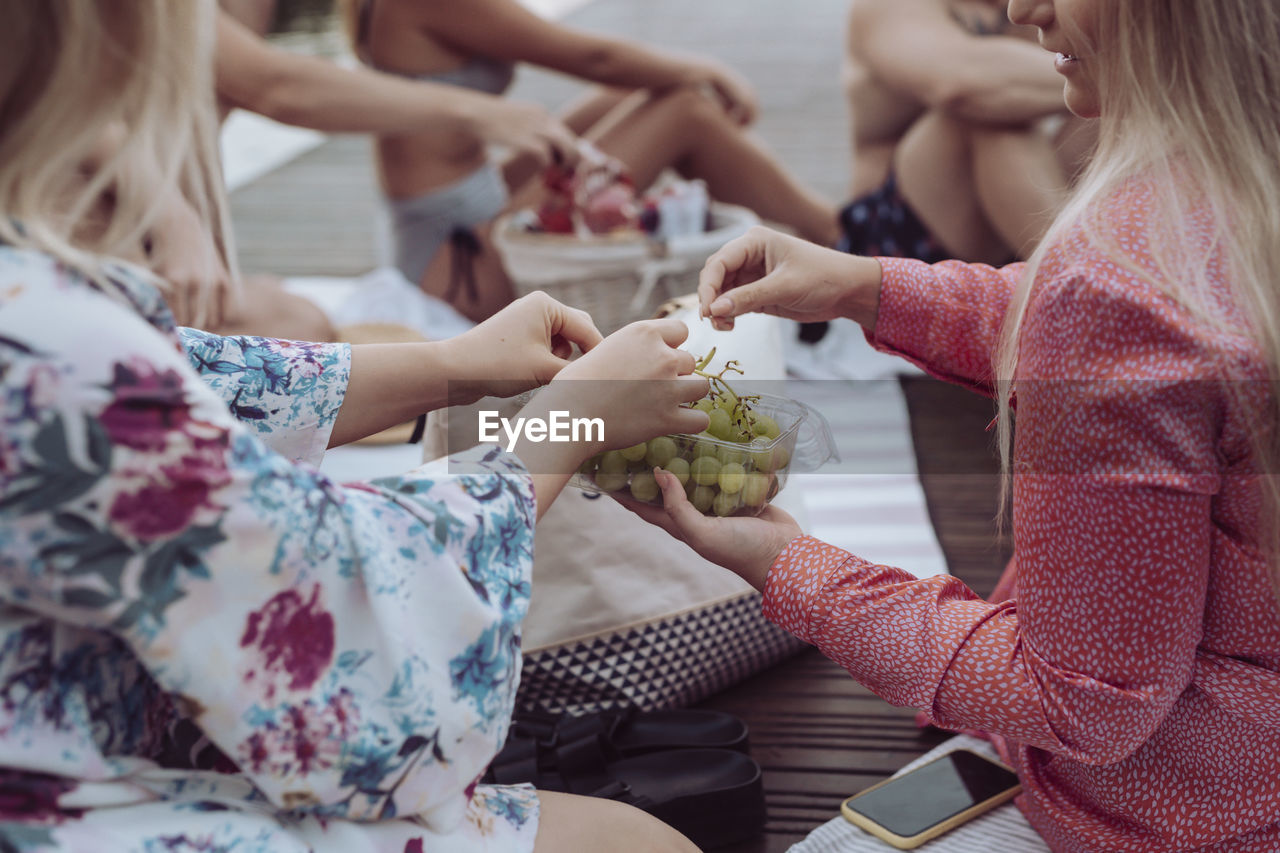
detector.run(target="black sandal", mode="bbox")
[486,710,764,848]
[508,707,749,757]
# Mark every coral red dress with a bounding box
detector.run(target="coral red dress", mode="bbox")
[763,183,1280,852]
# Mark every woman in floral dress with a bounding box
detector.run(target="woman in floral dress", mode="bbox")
[0,1,708,850]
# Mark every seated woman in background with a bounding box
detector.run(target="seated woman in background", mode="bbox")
[638,0,1280,849]
[181,3,585,340]
[0,1,708,850]
[340,0,842,321]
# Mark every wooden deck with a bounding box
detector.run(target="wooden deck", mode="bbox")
[229,1,1012,849]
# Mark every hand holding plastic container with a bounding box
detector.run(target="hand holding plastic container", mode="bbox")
[575,349,837,516]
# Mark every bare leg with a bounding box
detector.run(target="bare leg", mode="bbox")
[893,111,1009,263]
[969,123,1066,260]
[895,110,1068,263]
[511,89,839,246]
[559,87,634,134]
[533,790,700,853]
[214,274,338,341]
[217,0,276,36]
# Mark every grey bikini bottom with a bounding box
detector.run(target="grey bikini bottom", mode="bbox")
[384,162,508,289]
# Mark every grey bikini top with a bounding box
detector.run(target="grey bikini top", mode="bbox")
[356,0,516,95]
[395,55,515,95]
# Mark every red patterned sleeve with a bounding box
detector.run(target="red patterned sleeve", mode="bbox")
[764,268,1224,765]
[868,257,1027,395]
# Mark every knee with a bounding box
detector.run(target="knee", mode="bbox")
[964,118,1040,146]
[656,86,734,132]
[533,792,699,853]
[221,275,338,342]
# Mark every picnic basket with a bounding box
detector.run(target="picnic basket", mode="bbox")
[492,202,759,334]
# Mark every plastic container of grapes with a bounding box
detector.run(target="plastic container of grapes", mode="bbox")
[574,392,837,517]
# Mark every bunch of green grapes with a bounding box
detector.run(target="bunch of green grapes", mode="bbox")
[578,349,792,517]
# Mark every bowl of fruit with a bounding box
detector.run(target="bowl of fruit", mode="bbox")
[575,350,836,516]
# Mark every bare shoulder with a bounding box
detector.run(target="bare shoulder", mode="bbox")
[847,0,953,51]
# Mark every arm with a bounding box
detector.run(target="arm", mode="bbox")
[80,126,237,328]
[400,0,755,121]
[866,257,1025,394]
[850,0,1066,124]
[764,273,1220,764]
[214,10,573,160]
[1,261,539,826]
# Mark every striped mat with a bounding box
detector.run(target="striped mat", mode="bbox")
[780,319,949,580]
[789,734,1050,853]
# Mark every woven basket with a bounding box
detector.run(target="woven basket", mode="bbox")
[493,203,759,334]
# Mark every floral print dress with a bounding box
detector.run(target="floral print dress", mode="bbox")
[0,245,541,852]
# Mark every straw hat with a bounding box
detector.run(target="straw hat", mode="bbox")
[335,322,429,446]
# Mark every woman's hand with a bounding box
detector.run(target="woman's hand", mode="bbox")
[539,318,711,452]
[685,59,758,126]
[148,198,240,329]
[619,468,803,589]
[508,317,709,519]
[447,291,604,405]
[697,226,884,331]
[472,97,582,173]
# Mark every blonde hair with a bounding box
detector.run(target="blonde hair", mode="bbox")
[994,1,1280,582]
[0,0,232,325]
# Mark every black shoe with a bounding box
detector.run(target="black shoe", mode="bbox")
[485,709,764,848]
[798,321,830,344]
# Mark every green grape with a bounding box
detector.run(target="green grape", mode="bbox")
[691,437,719,459]
[595,451,629,492]
[748,438,776,472]
[772,445,792,472]
[663,457,691,486]
[629,471,660,502]
[645,436,679,468]
[595,472,629,491]
[712,489,741,517]
[689,484,716,513]
[693,398,715,414]
[690,455,722,487]
[718,462,746,494]
[619,441,648,462]
[741,472,771,507]
[706,407,733,440]
[717,444,749,466]
[752,414,781,440]
[577,456,598,477]
[598,451,627,473]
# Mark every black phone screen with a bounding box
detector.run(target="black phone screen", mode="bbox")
[845,750,1020,838]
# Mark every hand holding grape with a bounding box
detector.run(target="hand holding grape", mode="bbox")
[620,466,804,591]
[543,318,711,452]
[697,226,884,331]
[447,291,603,405]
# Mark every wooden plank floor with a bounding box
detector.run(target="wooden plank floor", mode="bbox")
[229,2,1016,849]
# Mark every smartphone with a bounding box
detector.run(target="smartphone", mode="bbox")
[840,748,1021,850]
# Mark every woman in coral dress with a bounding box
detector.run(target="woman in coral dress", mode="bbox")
[639,0,1280,850]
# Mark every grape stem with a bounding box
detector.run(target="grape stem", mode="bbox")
[691,350,760,438]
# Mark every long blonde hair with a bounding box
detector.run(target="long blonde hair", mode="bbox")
[994,1,1280,579]
[0,0,231,324]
